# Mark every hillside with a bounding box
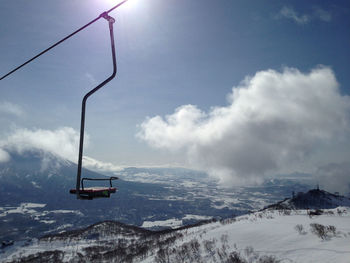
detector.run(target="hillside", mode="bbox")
[2,206,350,263]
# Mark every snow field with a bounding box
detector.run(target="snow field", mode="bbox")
[168,208,350,263]
[2,207,350,262]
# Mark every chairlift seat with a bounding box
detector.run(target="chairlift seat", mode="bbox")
[70,176,118,200]
[70,187,117,200]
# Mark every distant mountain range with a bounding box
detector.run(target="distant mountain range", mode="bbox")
[2,189,350,263]
[0,147,311,242]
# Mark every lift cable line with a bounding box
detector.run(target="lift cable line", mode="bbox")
[1,1,129,200]
[0,0,127,81]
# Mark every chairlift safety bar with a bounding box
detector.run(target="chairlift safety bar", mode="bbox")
[81,176,119,190]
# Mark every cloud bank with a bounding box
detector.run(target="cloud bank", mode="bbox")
[0,127,121,172]
[1,127,81,162]
[138,66,350,185]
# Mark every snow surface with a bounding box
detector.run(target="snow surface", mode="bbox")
[141,218,183,228]
[40,220,56,224]
[2,207,350,262]
[0,203,46,217]
[143,207,350,263]
[49,210,83,215]
[142,214,212,229]
[0,204,82,225]
[179,208,350,263]
[182,214,212,221]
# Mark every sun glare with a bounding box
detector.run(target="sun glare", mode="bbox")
[123,0,142,11]
[104,0,140,11]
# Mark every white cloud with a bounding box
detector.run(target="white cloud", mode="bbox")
[0,101,24,117]
[0,126,122,172]
[316,162,350,195]
[138,66,350,186]
[83,156,124,172]
[279,6,309,25]
[278,6,332,25]
[1,127,82,162]
[0,148,10,163]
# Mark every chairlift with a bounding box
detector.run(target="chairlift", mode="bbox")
[70,12,119,200]
[0,1,129,200]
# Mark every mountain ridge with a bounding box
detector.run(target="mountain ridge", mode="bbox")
[264,188,350,210]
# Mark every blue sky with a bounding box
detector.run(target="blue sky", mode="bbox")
[1,0,350,189]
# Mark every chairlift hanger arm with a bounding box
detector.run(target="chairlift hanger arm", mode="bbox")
[0,0,127,81]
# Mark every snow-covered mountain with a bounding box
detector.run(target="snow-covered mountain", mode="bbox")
[1,149,349,262]
[2,205,350,263]
[0,147,314,243]
[266,188,350,210]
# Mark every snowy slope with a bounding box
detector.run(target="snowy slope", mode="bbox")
[2,207,350,263]
[171,207,350,263]
[140,207,350,263]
